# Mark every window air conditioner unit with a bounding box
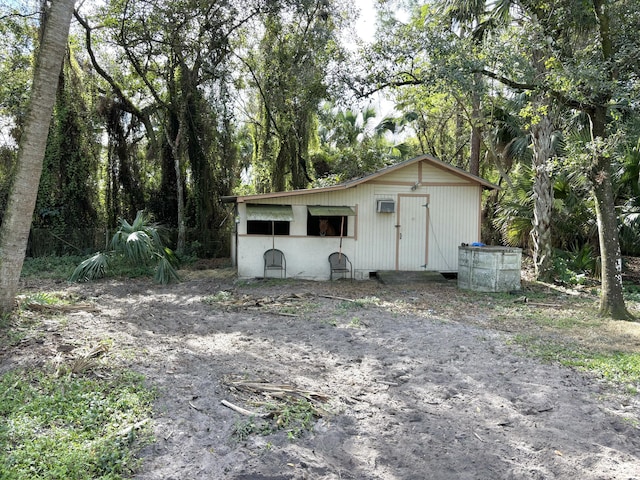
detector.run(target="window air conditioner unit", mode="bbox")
[377,199,395,213]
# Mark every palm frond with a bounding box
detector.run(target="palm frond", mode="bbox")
[503,135,532,164]
[124,231,155,264]
[375,117,398,135]
[154,256,181,285]
[163,247,179,267]
[143,225,167,251]
[131,210,150,231]
[70,210,180,284]
[118,217,134,234]
[69,253,110,282]
[110,229,129,251]
[491,0,513,23]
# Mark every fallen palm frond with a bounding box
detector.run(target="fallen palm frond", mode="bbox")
[230,379,329,404]
[203,292,313,315]
[56,341,111,376]
[23,302,100,314]
[17,293,100,314]
[221,399,270,418]
[223,376,332,439]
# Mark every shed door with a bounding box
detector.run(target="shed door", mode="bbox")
[396,194,429,270]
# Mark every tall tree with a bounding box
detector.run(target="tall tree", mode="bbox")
[433,0,559,280]
[470,0,637,316]
[528,103,556,281]
[475,0,637,317]
[519,0,636,318]
[247,0,341,192]
[368,0,637,318]
[0,9,34,216]
[77,0,253,253]
[0,0,76,314]
[439,0,488,176]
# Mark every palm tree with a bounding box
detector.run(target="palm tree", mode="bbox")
[0,0,76,314]
[70,211,180,284]
[529,101,559,281]
[442,0,560,281]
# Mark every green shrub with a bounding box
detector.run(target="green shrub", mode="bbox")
[21,256,86,279]
[0,369,155,479]
[70,211,179,284]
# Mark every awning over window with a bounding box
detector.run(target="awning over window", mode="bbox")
[307,206,356,216]
[246,204,294,221]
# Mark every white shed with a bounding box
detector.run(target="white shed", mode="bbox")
[223,154,498,280]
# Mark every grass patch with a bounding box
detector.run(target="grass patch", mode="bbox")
[21,256,86,279]
[532,311,605,330]
[0,314,27,349]
[0,368,155,479]
[202,291,318,316]
[1,292,86,349]
[462,282,640,393]
[623,283,640,303]
[279,302,319,315]
[202,290,233,304]
[514,335,640,390]
[348,317,363,328]
[337,296,379,311]
[17,291,77,310]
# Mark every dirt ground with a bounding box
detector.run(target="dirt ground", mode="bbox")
[5,268,640,480]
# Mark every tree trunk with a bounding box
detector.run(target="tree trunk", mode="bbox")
[589,107,633,320]
[469,87,481,176]
[455,108,465,169]
[0,0,75,315]
[530,113,555,281]
[174,152,186,254]
[165,125,186,254]
[588,0,633,319]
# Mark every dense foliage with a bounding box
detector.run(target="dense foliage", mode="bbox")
[0,0,639,286]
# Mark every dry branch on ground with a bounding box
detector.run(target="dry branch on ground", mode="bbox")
[224,377,331,418]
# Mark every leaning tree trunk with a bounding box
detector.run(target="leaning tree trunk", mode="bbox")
[0,0,75,314]
[530,112,555,281]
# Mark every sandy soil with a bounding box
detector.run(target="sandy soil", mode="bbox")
[6,270,640,480]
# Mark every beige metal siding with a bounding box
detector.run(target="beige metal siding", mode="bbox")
[375,163,419,183]
[425,185,482,271]
[373,160,474,185]
[235,162,486,278]
[397,194,429,270]
[423,162,474,184]
[356,186,397,272]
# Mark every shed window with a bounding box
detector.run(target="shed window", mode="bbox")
[307,206,355,237]
[246,204,292,236]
